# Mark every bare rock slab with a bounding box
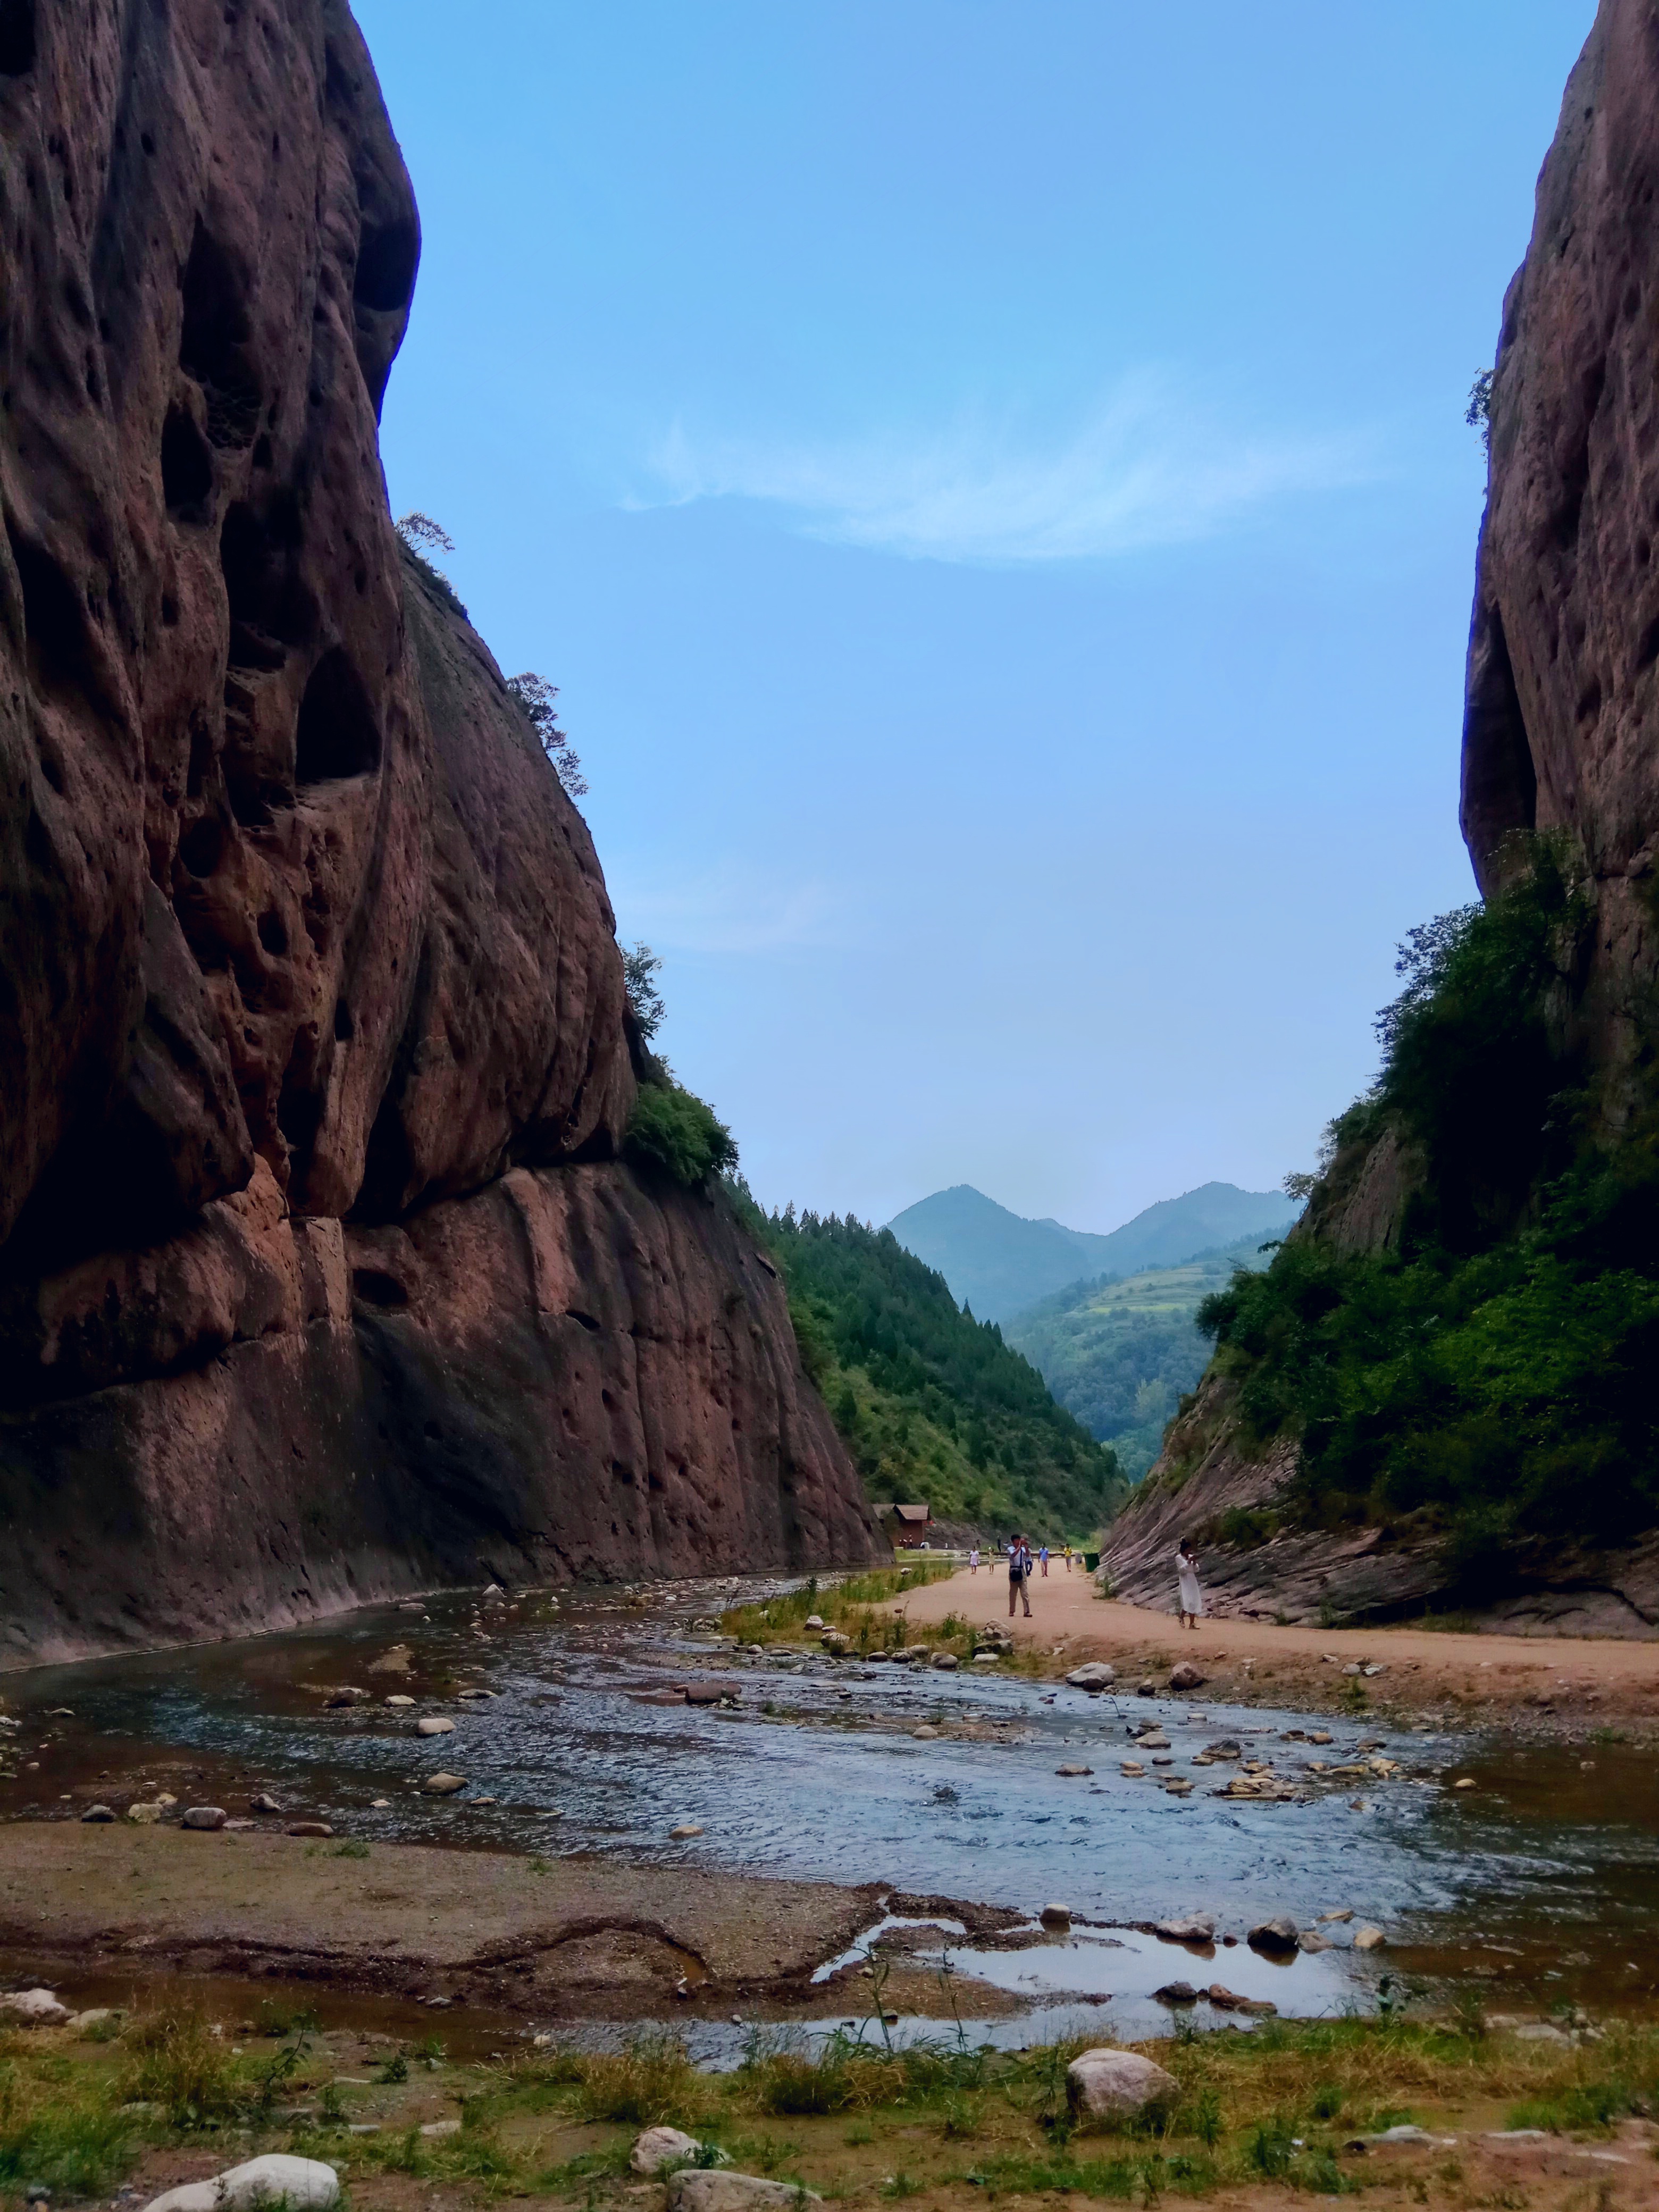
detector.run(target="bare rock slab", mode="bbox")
[144,2155,339,2212]
[667,2175,823,2212]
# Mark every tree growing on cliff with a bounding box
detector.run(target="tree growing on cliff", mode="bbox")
[623,942,666,1044]
[396,510,455,556]
[507,671,588,798]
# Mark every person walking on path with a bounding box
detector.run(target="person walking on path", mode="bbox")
[1039,1544,1050,1576]
[1008,1535,1033,1619]
[1063,1543,1073,1573]
[1176,1538,1204,1629]
[969,1546,980,1575]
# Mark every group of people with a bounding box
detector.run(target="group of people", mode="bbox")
[959,1532,1206,1629]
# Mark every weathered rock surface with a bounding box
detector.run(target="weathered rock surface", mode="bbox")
[1065,2048,1178,2121]
[0,0,879,1661]
[1103,0,1659,1632]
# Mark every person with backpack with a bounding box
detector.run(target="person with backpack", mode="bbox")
[1007,1534,1033,1618]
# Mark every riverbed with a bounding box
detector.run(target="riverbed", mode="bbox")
[3,1577,1656,2041]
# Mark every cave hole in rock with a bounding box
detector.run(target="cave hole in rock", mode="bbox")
[256,908,288,956]
[0,0,35,73]
[354,214,418,313]
[161,405,213,518]
[178,220,261,447]
[220,496,314,661]
[178,815,227,878]
[7,522,85,695]
[353,1268,408,1309]
[295,646,380,783]
[566,1310,600,1334]
[333,999,354,1041]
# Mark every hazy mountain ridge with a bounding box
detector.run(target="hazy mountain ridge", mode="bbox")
[1005,1232,1284,1481]
[886,1182,1299,1322]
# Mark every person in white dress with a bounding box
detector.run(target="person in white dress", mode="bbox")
[1176,1538,1203,1629]
[969,1547,980,1574]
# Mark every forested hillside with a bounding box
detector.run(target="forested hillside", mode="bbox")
[730,1186,1127,1541]
[1006,1235,1277,1480]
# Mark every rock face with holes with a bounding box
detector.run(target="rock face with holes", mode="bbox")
[0,0,879,1660]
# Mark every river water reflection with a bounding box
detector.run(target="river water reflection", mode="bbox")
[4,1579,1657,2029]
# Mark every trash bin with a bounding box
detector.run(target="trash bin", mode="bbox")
[1083,1551,1100,1572]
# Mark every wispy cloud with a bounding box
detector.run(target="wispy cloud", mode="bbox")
[609,861,852,956]
[631,373,1373,565]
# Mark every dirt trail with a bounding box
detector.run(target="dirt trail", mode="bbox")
[894,1566,1659,1728]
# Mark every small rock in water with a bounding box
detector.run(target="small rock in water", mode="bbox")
[1055,1763,1093,1777]
[384,1695,415,1708]
[1206,1983,1277,2015]
[79,1803,115,1823]
[911,1726,940,1740]
[1135,1678,1158,1697]
[325,1688,366,1708]
[286,1822,333,1838]
[1153,1913,1216,1942]
[1352,1924,1387,1950]
[1153,1981,1199,2004]
[1297,1929,1333,1952]
[1120,1761,1145,1777]
[416,1716,455,1737]
[1066,1662,1116,1690]
[931,1652,959,1671]
[250,1794,283,1814]
[1040,1903,1072,1929]
[423,1774,466,1796]
[669,1823,703,1840]
[370,1799,391,1809]
[181,1806,227,1832]
[1454,1777,1477,1790]
[1317,1907,1353,1923]
[1248,1915,1300,1954]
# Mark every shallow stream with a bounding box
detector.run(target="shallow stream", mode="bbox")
[3,1579,1656,2040]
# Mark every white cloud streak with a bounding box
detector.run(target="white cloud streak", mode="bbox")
[631,373,1374,565]
[609,861,851,956]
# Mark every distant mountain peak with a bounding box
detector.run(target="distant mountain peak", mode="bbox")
[886,1180,1300,1323]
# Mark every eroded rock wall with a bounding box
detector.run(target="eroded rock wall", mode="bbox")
[0,0,879,1662]
[1103,0,1659,1624]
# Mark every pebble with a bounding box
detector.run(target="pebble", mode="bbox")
[384,1696,415,1708]
[669,1823,703,1839]
[1353,1924,1386,1950]
[1454,1777,1477,1789]
[423,1774,466,1796]
[1055,1763,1093,1777]
[417,1717,455,1737]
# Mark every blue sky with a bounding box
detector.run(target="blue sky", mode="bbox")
[357,0,1592,1233]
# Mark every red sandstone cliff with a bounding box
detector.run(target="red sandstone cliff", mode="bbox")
[0,0,880,1663]
[1099,0,1659,1635]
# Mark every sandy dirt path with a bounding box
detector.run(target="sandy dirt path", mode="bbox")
[892,1563,1659,1728]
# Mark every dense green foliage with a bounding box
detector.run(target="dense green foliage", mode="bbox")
[731,1185,1126,1540]
[1007,1238,1277,1481]
[1196,841,1659,1569]
[626,1078,738,1187]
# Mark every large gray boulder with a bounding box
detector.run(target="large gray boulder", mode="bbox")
[1066,2048,1179,2121]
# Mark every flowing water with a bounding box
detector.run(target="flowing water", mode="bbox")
[3,1579,1656,2042]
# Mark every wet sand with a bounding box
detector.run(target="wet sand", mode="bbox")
[0,1823,1029,2023]
[896,1568,1659,1729]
